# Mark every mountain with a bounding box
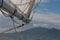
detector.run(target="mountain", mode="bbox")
[0,27,60,40]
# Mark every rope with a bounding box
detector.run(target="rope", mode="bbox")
[0,9,18,33]
[0,8,9,17]
[31,0,41,17]
[9,9,18,32]
[33,0,41,10]
[10,16,17,32]
[9,0,24,14]
[0,24,24,33]
[23,1,31,13]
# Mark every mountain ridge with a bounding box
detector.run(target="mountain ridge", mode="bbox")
[0,27,60,40]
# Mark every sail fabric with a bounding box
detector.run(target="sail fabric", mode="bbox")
[9,0,35,18]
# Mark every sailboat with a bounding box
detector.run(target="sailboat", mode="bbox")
[0,0,41,33]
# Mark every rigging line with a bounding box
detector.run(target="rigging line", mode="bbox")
[9,0,33,15]
[23,4,29,13]
[31,0,41,16]
[10,16,17,33]
[0,23,25,33]
[0,9,20,24]
[8,0,24,14]
[23,1,31,13]
[26,0,36,18]
[33,0,41,10]
[0,8,9,17]
[31,0,41,19]
[11,18,20,24]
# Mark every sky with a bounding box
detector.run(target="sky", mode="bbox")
[33,0,60,25]
[0,0,60,32]
[32,0,60,29]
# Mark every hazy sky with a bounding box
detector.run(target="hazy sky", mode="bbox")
[32,0,60,29]
[33,0,60,23]
[0,0,60,32]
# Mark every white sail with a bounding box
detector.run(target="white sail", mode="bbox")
[0,0,41,33]
[9,0,35,18]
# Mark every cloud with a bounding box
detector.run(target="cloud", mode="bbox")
[33,23,48,28]
[33,23,60,29]
[33,13,60,24]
